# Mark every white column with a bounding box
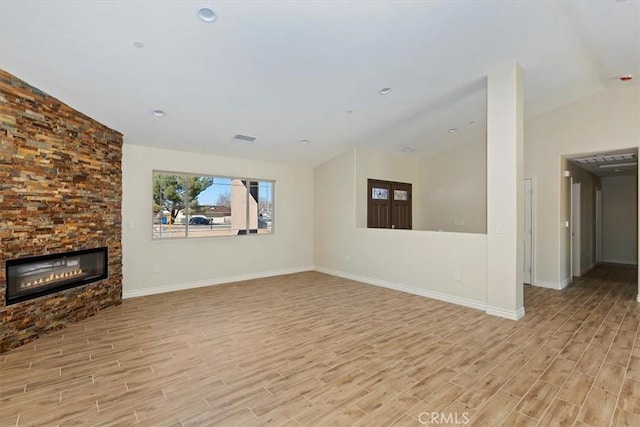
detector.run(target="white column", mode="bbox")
[486,61,525,320]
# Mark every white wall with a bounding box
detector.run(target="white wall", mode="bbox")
[315,148,488,310]
[418,138,486,233]
[122,144,314,297]
[524,87,640,287]
[485,62,524,319]
[354,146,420,229]
[602,175,638,265]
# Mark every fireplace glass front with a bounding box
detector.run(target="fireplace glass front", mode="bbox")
[5,247,108,305]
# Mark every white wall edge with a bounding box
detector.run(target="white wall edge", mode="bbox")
[560,277,571,289]
[313,266,487,312]
[486,306,525,321]
[122,265,314,299]
[637,293,640,303]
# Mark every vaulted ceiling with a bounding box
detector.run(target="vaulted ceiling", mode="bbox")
[1,1,638,165]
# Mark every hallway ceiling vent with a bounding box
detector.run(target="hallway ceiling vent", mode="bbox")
[573,153,635,164]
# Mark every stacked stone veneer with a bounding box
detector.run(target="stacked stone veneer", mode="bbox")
[0,69,123,353]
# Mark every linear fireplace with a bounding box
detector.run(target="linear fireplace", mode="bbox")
[5,247,108,305]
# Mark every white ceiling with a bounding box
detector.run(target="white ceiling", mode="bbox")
[1,0,638,166]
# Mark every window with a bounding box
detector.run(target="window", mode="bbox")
[152,172,274,239]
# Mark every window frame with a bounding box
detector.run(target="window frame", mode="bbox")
[151,170,275,240]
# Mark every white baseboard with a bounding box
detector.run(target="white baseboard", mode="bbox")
[534,278,571,290]
[314,266,528,321]
[600,258,638,266]
[122,265,314,299]
[313,266,488,312]
[534,280,562,290]
[637,293,640,303]
[486,306,525,321]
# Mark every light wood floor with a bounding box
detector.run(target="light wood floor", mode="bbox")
[1,265,639,426]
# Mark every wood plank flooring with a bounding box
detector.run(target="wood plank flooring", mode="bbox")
[0,265,638,426]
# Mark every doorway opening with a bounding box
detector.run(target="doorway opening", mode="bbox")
[564,148,638,286]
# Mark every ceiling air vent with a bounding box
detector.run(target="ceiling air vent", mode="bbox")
[233,134,257,143]
[574,153,635,164]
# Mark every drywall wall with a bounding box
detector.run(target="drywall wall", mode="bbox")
[601,175,638,265]
[563,161,601,276]
[354,146,420,229]
[524,86,640,288]
[418,137,487,233]
[315,148,488,309]
[122,144,314,297]
[485,61,524,319]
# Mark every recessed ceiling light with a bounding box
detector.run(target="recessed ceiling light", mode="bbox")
[468,120,475,125]
[400,147,415,153]
[379,87,392,95]
[620,74,633,82]
[448,128,457,134]
[299,139,310,144]
[151,110,166,117]
[197,7,217,23]
[133,42,145,48]
[346,110,353,114]
[614,169,621,172]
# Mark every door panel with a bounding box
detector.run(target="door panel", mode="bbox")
[369,204,390,228]
[391,182,412,230]
[368,180,391,228]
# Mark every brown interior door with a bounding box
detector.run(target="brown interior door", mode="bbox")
[368,179,412,230]
[391,182,412,230]
[368,179,391,228]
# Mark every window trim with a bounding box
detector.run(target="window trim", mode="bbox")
[152,170,275,240]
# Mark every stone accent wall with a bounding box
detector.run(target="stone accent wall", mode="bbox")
[0,69,123,353]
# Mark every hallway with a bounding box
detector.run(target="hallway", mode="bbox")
[520,263,639,425]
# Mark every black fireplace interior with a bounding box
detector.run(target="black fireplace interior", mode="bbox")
[5,247,108,305]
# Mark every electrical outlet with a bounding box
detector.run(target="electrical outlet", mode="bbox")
[152,262,159,273]
[454,271,461,281]
[345,254,351,262]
